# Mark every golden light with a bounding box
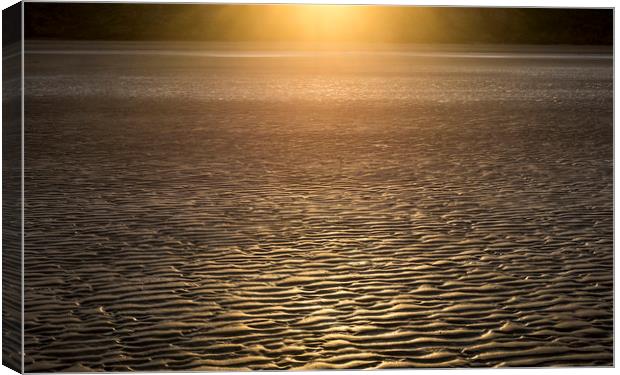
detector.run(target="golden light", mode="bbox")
[292,5,369,41]
[198,4,441,44]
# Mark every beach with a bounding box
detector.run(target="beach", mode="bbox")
[23,42,613,370]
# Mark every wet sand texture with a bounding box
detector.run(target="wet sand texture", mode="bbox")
[23,43,612,371]
[3,40,24,372]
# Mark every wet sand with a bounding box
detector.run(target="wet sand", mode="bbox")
[24,42,612,370]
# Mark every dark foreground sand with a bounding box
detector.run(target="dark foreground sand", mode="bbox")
[23,42,612,370]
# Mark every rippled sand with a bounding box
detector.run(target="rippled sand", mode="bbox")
[24,42,612,370]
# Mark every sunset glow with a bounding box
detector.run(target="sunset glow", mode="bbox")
[292,5,370,41]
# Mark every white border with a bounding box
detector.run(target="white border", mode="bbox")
[12,0,620,8]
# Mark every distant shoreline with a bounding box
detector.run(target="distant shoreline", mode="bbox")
[23,40,613,60]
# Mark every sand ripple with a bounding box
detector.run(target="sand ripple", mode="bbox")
[23,44,612,370]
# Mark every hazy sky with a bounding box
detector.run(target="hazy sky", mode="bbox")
[24,4,613,45]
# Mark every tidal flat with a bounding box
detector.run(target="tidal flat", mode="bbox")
[23,42,613,370]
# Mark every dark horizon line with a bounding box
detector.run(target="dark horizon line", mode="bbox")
[21,37,616,47]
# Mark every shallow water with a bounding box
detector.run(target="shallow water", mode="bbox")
[24,42,612,371]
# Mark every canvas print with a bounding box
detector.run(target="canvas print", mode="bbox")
[2,1,614,372]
